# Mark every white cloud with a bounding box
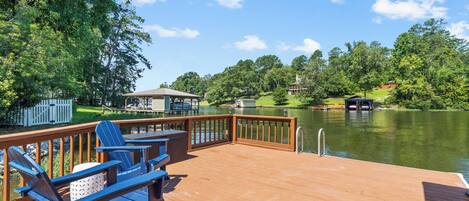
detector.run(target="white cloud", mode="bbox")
[234,35,267,51]
[293,38,321,54]
[330,0,345,4]
[277,38,321,54]
[144,24,200,39]
[133,0,165,6]
[447,21,469,41]
[216,0,243,9]
[372,0,447,21]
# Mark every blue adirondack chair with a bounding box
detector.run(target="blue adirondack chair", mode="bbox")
[95,121,170,181]
[7,146,167,201]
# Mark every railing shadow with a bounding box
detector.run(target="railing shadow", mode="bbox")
[422,181,469,201]
[164,174,188,193]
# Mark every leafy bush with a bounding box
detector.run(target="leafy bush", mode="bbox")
[272,87,288,105]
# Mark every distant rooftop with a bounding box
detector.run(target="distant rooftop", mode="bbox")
[123,88,200,98]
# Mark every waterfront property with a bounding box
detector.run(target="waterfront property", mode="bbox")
[345,96,374,110]
[123,88,200,113]
[288,75,307,95]
[0,114,467,201]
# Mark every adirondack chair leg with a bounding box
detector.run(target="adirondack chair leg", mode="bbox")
[148,177,164,201]
[106,165,118,186]
[160,165,169,180]
[140,148,150,174]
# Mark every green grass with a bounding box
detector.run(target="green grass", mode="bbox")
[0,105,163,134]
[256,94,306,107]
[200,87,394,108]
[255,87,394,107]
[72,105,162,124]
[324,87,393,105]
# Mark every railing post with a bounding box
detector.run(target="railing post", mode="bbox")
[185,118,193,151]
[231,115,237,143]
[289,117,297,152]
[3,148,10,201]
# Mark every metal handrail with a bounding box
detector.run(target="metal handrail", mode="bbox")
[296,127,304,154]
[318,128,326,157]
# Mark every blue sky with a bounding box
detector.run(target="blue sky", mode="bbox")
[133,0,469,91]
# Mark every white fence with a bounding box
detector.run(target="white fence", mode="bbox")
[7,99,73,127]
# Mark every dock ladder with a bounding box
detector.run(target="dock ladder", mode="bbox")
[317,128,326,157]
[296,127,304,154]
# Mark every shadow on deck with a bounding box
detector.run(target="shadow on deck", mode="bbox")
[163,144,469,201]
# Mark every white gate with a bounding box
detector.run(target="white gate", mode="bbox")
[8,99,73,127]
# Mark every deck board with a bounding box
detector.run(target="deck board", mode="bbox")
[164,144,469,201]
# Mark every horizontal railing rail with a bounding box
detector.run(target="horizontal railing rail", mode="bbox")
[0,114,296,201]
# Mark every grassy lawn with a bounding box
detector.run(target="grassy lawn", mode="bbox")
[324,87,393,105]
[255,87,394,107]
[72,105,162,124]
[0,105,162,134]
[200,87,394,108]
[256,94,306,107]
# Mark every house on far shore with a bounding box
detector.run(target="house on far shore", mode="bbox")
[288,75,306,95]
[123,88,200,113]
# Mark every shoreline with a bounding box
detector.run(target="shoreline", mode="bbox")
[203,104,464,112]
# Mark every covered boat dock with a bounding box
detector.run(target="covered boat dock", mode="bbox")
[345,96,374,111]
[123,88,200,113]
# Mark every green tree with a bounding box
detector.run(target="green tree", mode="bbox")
[171,72,206,97]
[324,47,355,96]
[255,55,283,74]
[291,55,308,71]
[390,19,468,109]
[299,50,327,104]
[99,1,152,107]
[347,41,389,97]
[272,87,288,105]
[263,67,295,91]
[206,60,260,104]
[0,9,76,118]
[160,82,170,88]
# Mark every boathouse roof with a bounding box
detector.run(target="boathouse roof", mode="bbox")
[123,88,200,98]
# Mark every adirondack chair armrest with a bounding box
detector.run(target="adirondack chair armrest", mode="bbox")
[125,138,169,144]
[14,186,32,196]
[95,146,151,152]
[148,153,170,169]
[51,160,122,188]
[77,170,168,201]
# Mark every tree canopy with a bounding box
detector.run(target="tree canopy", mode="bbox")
[0,0,151,119]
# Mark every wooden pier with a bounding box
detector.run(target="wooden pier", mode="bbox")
[165,144,469,201]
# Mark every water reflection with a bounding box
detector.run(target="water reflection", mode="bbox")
[200,106,469,176]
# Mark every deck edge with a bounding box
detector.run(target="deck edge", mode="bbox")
[455,173,469,188]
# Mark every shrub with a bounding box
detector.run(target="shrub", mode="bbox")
[272,87,288,105]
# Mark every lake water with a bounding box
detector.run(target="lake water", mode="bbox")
[200,106,469,178]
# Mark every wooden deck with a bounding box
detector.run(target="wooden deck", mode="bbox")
[164,144,469,201]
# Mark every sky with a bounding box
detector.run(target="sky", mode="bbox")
[133,0,469,91]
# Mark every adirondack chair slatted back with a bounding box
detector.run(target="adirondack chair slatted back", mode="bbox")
[8,147,63,201]
[95,121,133,170]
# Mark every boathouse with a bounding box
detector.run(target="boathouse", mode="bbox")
[123,88,200,113]
[345,96,373,111]
[235,99,256,108]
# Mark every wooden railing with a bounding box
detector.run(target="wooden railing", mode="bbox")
[232,115,297,151]
[0,114,296,200]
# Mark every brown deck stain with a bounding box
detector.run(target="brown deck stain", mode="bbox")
[164,144,469,201]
